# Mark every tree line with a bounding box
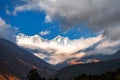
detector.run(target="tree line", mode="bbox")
[26,68,120,80]
[71,68,120,80]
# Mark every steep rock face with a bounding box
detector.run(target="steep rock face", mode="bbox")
[56,50,120,80]
[0,38,56,80]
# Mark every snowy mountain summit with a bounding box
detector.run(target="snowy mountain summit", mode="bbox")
[16,33,102,64]
[17,33,72,46]
[52,35,72,46]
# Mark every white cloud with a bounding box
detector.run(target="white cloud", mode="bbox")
[13,2,41,15]
[14,0,120,41]
[16,33,103,64]
[45,15,52,23]
[96,40,120,50]
[6,9,11,15]
[82,37,120,56]
[39,30,51,36]
[0,17,17,42]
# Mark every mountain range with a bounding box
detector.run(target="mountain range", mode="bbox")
[16,33,102,65]
[56,50,120,80]
[0,38,56,80]
[56,50,120,69]
[0,37,120,80]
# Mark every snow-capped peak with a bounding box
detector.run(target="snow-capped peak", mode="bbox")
[53,35,72,45]
[16,33,103,64]
[16,33,44,45]
[17,34,72,46]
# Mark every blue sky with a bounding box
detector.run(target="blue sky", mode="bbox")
[0,0,97,40]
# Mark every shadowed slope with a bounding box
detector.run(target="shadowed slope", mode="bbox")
[0,38,56,80]
[56,50,120,80]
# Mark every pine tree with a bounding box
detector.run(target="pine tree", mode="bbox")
[26,69,42,80]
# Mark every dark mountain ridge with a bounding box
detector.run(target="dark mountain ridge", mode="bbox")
[0,38,56,80]
[56,50,120,80]
[56,49,120,69]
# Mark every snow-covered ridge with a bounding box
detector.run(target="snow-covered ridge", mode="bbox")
[53,35,72,45]
[16,33,103,64]
[17,33,72,46]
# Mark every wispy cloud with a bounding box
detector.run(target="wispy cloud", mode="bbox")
[39,30,51,36]
[0,17,17,42]
[6,9,11,15]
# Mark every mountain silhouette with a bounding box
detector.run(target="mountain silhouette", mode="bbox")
[56,50,120,80]
[0,38,56,80]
